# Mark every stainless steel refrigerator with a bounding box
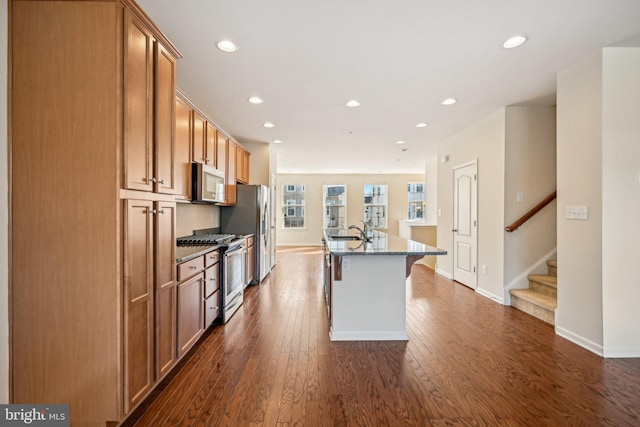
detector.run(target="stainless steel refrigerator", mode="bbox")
[220,185,271,284]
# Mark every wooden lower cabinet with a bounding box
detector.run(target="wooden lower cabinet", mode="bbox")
[124,199,176,411]
[155,201,177,379]
[247,238,255,285]
[178,272,205,356]
[123,200,155,412]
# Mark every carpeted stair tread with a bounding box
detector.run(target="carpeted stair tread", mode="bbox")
[509,289,557,311]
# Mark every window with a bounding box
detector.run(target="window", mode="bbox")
[282,184,305,228]
[407,182,426,220]
[364,184,387,229]
[323,184,347,229]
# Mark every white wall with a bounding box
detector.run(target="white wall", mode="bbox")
[424,156,438,225]
[556,51,604,354]
[176,203,220,238]
[1,0,9,403]
[276,173,424,246]
[601,48,640,357]
[503,107,557,295]
[437,109,506,301]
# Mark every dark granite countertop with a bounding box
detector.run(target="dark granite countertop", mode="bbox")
[323,229,447,256]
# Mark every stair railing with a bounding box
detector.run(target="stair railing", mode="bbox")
[505,191,557,232]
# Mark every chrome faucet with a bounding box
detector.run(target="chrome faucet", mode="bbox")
[348,220,370,241]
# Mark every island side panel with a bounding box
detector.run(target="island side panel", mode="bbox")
[330,255,407,341]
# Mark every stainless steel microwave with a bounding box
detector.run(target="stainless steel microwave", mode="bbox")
[192,162,225,203]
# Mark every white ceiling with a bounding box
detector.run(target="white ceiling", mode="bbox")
[138,0,640,174]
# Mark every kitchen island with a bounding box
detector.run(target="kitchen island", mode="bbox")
[322,229,446,341]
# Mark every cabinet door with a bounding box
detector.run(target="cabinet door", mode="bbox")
[124,9,154,192]
[155,201,177,379]
[154,42,177,194]
[192,111,207,164]
[175,97,192,200]
[123,199,155,412]
[226,140,237,205]
[206,122,217,167]
[216,132,228,175]
[247,244,255,284]
[177,273,204,356]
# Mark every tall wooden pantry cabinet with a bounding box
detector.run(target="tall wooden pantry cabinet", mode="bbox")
[10,0,181,424]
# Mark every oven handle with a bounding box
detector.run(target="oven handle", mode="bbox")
[225,244,244,257]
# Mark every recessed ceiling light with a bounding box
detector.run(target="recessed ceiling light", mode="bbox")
[263,122,275,128]
[503,35,527,49]
[416,123,428,128]
[395,140,407,145]
[248,97,263,104]
[441,98,457,106]
[345,100,361,107]
[217,40,238,53]
[272,139,283,144]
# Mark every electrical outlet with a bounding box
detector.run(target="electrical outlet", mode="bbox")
[342,258,350,271]
[516,192,524,203]
[565,206,589,220]
[482,265,487,274]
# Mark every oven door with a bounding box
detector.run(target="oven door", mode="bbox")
[223,244,244,306]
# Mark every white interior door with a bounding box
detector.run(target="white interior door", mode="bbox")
[453,161,477,289]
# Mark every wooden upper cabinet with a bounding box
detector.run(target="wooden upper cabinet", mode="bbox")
[154,42,177,195]
[192,111,207,165]
[206,122,218,168]
[226,140,237,205]
[124,8,178,195]
[124,9,154,192]
[216,133,228,176]
[175,96,192,200]
[236,145,250,184]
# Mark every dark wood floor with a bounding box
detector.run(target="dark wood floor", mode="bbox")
[126,247,640,426]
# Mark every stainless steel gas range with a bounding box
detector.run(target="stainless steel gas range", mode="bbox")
[177,233,246,323]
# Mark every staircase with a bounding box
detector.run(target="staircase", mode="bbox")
[509,260,557,325]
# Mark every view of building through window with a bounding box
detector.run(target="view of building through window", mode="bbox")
[408,182,426,219]
[364,184,387,229]
[323,184,347,229]
[282,184,305,228]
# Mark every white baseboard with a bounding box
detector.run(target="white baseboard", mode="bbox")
[330,330,409,341]
[555,324,604,357]
[436,268,452,279]
[602,348,640,358]
[476,287,504,305]
[503,247,557,305]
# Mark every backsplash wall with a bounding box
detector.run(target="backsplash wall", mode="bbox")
[176,203,220,237]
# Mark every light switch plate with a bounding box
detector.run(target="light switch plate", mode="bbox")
[516,192,524,203]
[565,206,589,220]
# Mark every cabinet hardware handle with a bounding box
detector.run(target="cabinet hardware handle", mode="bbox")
[157,179,165,185]
[148,209,157,215]
[158,209,165,214]
[150,177,157,183]
[189,266,197,269]
[452,229,458,232]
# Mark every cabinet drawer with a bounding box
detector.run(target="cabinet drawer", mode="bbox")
[204,250,220,267]
[204,291,220,327]
[204,264,219,297]
[177,256,204,281]
[246,236,254,247]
